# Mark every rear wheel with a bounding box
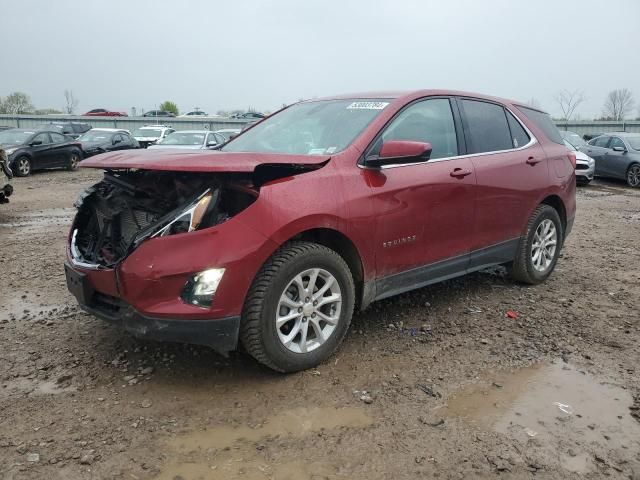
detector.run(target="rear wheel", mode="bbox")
[67,151,81,171]
[509,205,563,285]
[240,242,355,372]
[13,156,31,177]
[626,164,640,187]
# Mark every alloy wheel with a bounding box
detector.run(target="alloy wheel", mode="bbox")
[69,153,80,170]
[17,158,30,176]
[276,268,342,354]
[627,165,640,187]
[531,219,557,272]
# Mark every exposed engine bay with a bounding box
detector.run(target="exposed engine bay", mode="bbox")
[71,170,258,267]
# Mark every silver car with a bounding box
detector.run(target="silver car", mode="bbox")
[147,130,226,150]
[564,140,594,185]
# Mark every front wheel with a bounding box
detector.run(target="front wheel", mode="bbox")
[240,242,355,372]
[67,150,81,171]
[13,156,31,177]
[626,164,640,188]
[509,205,563,285]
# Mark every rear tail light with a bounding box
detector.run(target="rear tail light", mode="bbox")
[568,152,577,169]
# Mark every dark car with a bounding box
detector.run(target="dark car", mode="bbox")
[0,128,83,176]
[78,128,139,157]
[83,109,128,117]
[0,146,13,203]
[580,133,640,187]
[143,110,176,118]
[231,112,266,119]
[66,89,576,372]
[38,122,92,139]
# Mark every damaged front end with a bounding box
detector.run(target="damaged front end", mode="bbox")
[70,169,257,268]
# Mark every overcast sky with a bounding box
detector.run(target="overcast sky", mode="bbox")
[1,0,639,118]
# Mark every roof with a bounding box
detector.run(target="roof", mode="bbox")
[88,128,127,133]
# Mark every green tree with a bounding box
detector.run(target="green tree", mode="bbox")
[2,92,34,114]
[159,101,179,115]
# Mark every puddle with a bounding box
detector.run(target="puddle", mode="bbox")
[0,207,74,234]
[440,362,640,474]
[158,407,371,480]
[170,406,371,452]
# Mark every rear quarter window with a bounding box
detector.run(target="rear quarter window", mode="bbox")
[516,106,564,145]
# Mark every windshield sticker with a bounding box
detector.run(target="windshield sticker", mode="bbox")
[347,101,389,110]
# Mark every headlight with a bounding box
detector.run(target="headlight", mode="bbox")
[4,147,17,156]
[181,268,225,307]
[153,190,214,237]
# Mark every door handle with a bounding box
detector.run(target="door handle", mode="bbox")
[526,156,541,166]
[450,168,472,178]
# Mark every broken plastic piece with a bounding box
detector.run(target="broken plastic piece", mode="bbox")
[553,402,574,414]
[524,427,538,437]
[505,310,519,319]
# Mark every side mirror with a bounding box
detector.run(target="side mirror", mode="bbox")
[612,146,626,152]
[113,138,122,145]
[365,140,432,168]
[30,140,42,146]
[206,140,218,147]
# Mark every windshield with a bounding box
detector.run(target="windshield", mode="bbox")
[561,131,587,148]
[222,99,390,155]
[132,128,162,138]
[79,131,114,142]
[563,140,577,151]
[159,132,206,145]
[0,130,34,145]
[626,136,640,150]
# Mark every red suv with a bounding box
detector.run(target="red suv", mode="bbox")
[65,90,576,372]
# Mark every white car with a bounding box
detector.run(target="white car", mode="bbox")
[131,125,175,148]
[564,140,595,185]
[148,130,227,150]
[214,128,241,142]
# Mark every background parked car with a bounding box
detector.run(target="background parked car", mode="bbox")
[560,130,587,149]
[580,133,640,187]
[178,111,219,118]
[38,122,91,139]
[83,109,128,117]
[0,128,82,176]
[148,130,226,150]
[132,125,175,148]
[78,128,139,157]
[0,146,13,203]
[583,132,604,141]
[214,128,241,141]
[231,112,265,119]
[143,110,175,118]
[564,140,594,185]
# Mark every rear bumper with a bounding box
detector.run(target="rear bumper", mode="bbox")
[66,262,240,353]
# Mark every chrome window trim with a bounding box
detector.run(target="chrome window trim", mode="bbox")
[358,103,538,170]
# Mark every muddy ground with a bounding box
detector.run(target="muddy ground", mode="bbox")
[1,168,639,480]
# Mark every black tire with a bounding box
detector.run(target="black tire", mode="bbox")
[626,163,640,188]
[240,241,355,373]
[67,150,81,171]
[13,156,31,177]
[509,204,563,285]
[576,178,591,186]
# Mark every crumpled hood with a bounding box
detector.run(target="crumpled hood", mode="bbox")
[79,148,331,173]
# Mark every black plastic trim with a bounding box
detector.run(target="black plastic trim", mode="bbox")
[374,238,520,301]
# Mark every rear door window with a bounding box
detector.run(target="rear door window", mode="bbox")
[516,106,564,144]
[373,98,459,160]
[461,99,513,153]
[609,137,625,150]
[592,136,611,148]
[506,111,530,148]
[50,132,67,143]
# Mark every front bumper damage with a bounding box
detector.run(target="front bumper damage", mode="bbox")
[64,261,240,352]
[64,168,276,354]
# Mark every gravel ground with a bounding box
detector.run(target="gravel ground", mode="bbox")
[1,168,639,480]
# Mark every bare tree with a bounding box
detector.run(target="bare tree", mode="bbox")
[2,92,34,114]
[554,89,586,120]
[64,89,79,114]
[602,88,634,121]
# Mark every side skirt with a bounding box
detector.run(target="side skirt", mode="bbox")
[373,238,520,302]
